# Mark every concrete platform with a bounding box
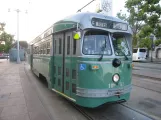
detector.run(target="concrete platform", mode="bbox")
[0,59,87,120]
[0,59,50,120]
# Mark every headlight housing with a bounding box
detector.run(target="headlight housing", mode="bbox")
[112,74,120,83]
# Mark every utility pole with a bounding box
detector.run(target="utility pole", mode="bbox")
[150,35,154,62]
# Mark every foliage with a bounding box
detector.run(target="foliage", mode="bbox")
[0,23,14,53]
[137,25,153,38]
[154,39,161,46]
[116,10,128,22]
[140,0,161,37]
[138,38,152,50]
[155,25,161,39]
[116,0,161,48]
[125,0,145,34]
[0,23,5,32]
[0,44,5,52]
[12,41,28,49]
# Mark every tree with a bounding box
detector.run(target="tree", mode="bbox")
[154,24,161,39]
[0,23,14,53]
[12,41,28,49]
[124,0,147,47]
[116,10,129,22]
[154,39,161,46]
[140,0,161,38]
[117,0,161,49]
[139,38,152,49]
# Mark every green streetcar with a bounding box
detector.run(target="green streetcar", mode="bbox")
[27,12,133,108]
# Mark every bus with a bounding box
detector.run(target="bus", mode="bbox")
[28,12,133,108]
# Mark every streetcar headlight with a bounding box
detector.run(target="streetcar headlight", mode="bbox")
[112,74,120,83]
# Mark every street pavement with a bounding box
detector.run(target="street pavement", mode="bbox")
[133,61,161,69]
[0,59,160,120]
[133,62,161,80]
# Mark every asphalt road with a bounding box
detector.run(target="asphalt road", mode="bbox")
[24,63,160,120]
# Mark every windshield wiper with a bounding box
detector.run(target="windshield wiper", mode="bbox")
[98,37,107,61]
[120,50,128,60]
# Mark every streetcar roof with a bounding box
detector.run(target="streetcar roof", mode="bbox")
[53,12,133,34]
[30,12,133,44]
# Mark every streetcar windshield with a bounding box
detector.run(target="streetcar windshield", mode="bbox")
[112,33,131,56]
[82,30,112,55]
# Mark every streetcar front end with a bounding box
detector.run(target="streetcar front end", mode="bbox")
[75,26,133,108]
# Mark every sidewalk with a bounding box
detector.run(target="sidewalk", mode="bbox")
[0,59,51,120]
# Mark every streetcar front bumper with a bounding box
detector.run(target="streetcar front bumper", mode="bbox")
[76,84,132,98]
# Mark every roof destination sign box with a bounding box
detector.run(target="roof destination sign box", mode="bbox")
[91,18,128,31]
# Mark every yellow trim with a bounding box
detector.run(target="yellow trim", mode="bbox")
[52,89,76,102]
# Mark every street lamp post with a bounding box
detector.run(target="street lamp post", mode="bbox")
[16,9,20,63]
[8,8,22,63]
[150,35,154,62]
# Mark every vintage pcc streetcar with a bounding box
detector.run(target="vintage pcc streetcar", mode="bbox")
[28,12,133,108]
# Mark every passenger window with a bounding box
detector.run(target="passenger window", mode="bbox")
[37,47,39,54]
[67,36,70,55]
[73,38,76,55]
[47,41,50,54]
[72,84,76,93]
[66,68,69,77]
[66,82,69,90]
[55,40,56,54]
[72,69,76,79]
[58,67,61,75]
[40,45,43,54]
[59,38,62,54]
[43,44,46,54]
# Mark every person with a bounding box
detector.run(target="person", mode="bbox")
[24,53,26,61]
[7,54,8,60]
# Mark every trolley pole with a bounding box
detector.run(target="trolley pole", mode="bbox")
[77,0,96,12]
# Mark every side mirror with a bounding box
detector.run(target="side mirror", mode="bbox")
[73,31,81,40]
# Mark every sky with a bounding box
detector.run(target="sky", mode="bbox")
[0,0,126,42]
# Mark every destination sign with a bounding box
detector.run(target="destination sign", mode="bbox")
[91,18,128,31]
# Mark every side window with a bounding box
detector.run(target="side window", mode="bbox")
[40,44,43,54]
[39,44,41,54]
[73,38,76,55]
[55,40,56,54]
[43,44,45,54]
[59,38,62,54]
[47,41,50,54]
[67,36,70,55]
[34,47,36,54]
[37,46,39,54]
